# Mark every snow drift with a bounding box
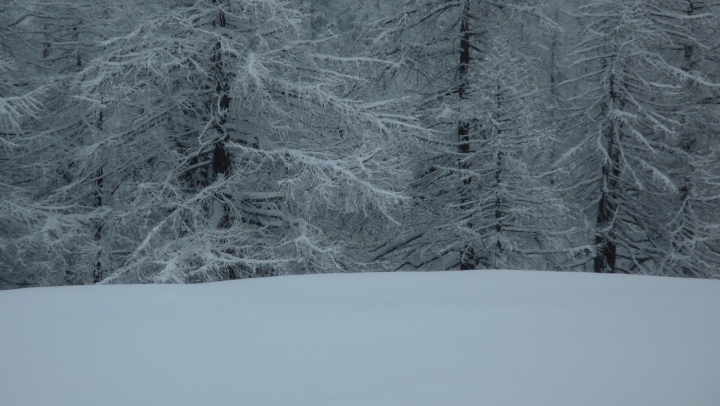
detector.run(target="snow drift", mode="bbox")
[1,270,719,406]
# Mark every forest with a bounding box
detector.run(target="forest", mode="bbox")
[1,0,719,288]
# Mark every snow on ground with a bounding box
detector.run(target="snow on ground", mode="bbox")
[1,270,720,406]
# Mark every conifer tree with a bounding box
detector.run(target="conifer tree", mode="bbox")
[367,0,572,271]
[2,0,415,284]
[559,0,720,275]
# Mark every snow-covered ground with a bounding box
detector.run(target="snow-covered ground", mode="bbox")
[1,270,719,406]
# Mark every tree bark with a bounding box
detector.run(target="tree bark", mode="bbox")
[594,70,620,274]
[211,4,236,280]
[458,0,477,270]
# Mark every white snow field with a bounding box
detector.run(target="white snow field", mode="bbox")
[1,270,720,406]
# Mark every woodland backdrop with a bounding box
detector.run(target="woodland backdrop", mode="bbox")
[2,0,719,288]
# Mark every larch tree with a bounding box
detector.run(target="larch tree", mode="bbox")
[5,0,719,286]
[558,0,720,276]
[0,1,48,288]
[0,3,42,145]
[3,0,416,285]
[659,0,720,277]
[366,0,573,272]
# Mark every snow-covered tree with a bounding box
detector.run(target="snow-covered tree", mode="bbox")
[4,0,719,286]
[0,2,43,143]
[2,0,415,285]
[558,0,720,276]
[658,0,720,277]
[366,0,573,271]
[0,2,48,288]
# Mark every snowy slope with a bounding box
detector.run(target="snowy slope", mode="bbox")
[1,270,719,406]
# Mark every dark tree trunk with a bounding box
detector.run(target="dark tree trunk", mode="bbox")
[93,103,104,283]
[594,71,620,274]
[458,0,477,271]
[494,83,504,258]
[594,140,620,274]
[594,178,618,274]
[495,151,503,253]
[92,166,104,283]
[211,4,237,280]
[672,0,699,276]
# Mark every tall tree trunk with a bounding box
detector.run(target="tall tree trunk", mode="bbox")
[671,0,700,276]
[494,82,504,264]
[92,94,104,283]
[92,165,104,283]
[594,70,620,273]
[211,4,236,279]
[458,0,477,270]
[594,138,619,273]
